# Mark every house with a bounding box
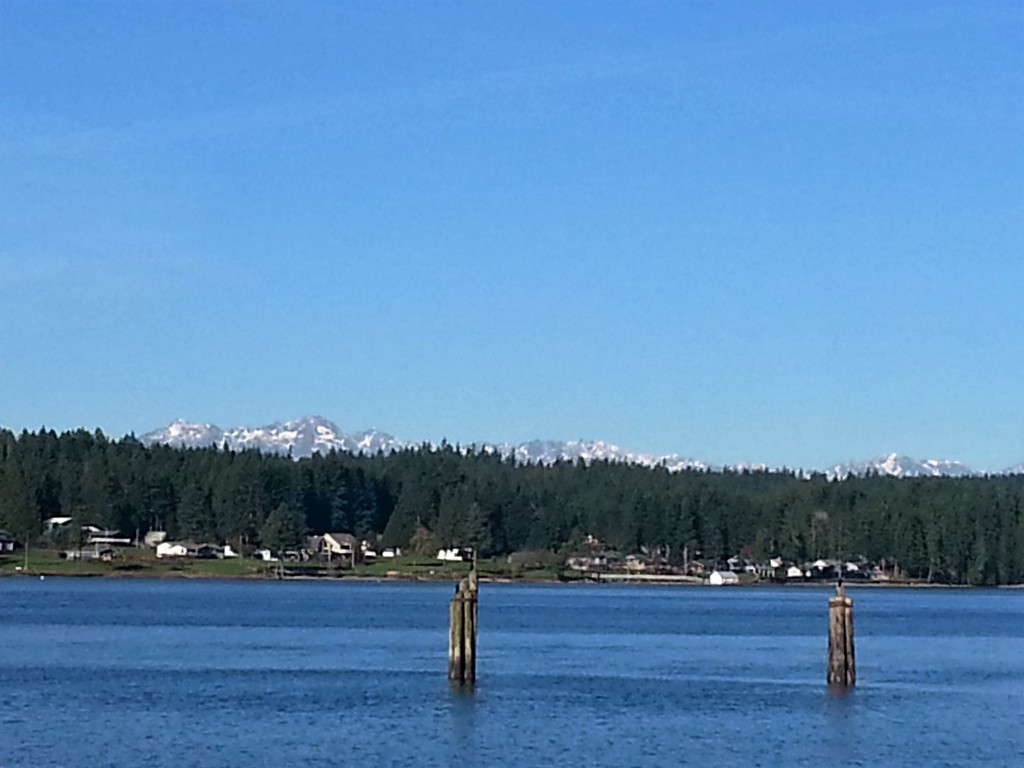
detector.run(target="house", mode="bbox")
[156,542,188,558]
[323,532,357,554]
[320,532,357,566]
[187,543,222,559]
[786,565,805,580]
[43,516,73,532]
[305,535,324,556]
[63,547,115,561]
[87,529,132,547]
[0,530,16,553]
[566,553,609,572]
[625,554,648,573]
[437,547,473,563]
[708,570,740,586]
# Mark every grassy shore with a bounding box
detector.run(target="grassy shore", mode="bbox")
[4,551,997,586]
[0,550,572,582]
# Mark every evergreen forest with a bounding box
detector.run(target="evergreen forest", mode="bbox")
[0,428,1022,585]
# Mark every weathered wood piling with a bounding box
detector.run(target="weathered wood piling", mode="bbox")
[827,582,855,688]
[448,567,478,683]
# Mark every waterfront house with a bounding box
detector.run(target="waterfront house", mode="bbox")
[0,530,16,552]
[437,547,474,563]
[625,554,648,573]
[321,532,358,566]
[87,529,133,547]
[187,543,222,559]
[156,542,188,558]
[63,546,115,561]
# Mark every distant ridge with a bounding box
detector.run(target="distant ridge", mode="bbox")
[825,453,978,480]
[140,416,400,458]
[139,415,710,470]
[138,416,1021,478]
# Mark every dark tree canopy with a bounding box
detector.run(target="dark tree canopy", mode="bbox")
[0,428,1021,585]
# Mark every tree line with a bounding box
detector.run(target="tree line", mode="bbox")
[0,428,1021,585]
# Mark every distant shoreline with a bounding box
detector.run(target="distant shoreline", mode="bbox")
[3,566,1020,589]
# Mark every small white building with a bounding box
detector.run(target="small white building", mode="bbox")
[437,547,473,563]
[708,570,740,586]
[156,542,188,559]
[786,565,804,580]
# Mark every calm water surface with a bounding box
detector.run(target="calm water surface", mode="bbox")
[1,579,1021,767]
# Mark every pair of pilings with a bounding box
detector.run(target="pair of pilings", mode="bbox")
[447,569,478,684]
[446,575,855,689]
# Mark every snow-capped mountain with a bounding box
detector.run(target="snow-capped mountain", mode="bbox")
[826,453,978,480]
[140,416,407,457]
[145,419,226,447]
[140,417,1019,477]
[140,416,708,469]
[489,439,710,472]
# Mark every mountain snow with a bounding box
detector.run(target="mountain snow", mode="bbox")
[140,416,709,469]
[141,416,403,458]
[826,453,978,480]
[140,416,1018,477]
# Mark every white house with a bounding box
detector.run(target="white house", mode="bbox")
[786,565,805,579]
[156,542,188,558]
[322,532,357,555]
[321,532,357,565]
[708,570,739,586]
[437,547,473,563]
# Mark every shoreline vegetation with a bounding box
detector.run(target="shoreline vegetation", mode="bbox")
[2,428,1022,587]
[3,551,1020,587]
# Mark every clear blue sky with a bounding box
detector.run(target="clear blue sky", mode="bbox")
[1,1,1021,471]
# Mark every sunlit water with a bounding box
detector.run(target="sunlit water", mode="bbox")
[1,579,1020,767]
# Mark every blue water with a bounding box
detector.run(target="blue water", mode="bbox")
[0,579,1020,767]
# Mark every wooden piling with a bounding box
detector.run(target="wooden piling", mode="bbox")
[827,583,855,687]
[448,567,478,683]
[448,587,463,681]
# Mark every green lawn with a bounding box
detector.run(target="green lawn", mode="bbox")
[0,550,568,582]
[0,550,268,578]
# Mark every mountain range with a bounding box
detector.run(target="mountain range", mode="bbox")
[138,415,1022,478]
